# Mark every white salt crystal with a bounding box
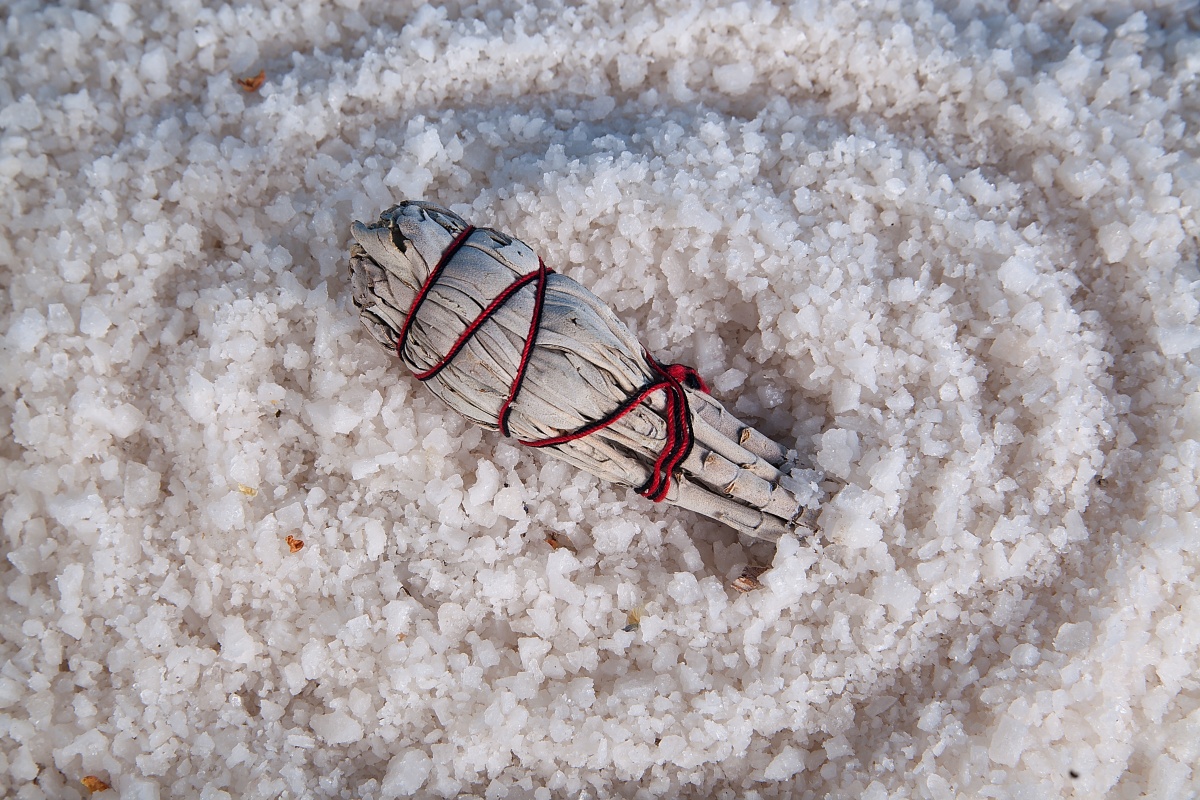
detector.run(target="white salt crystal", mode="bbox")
[407,129,442,165]
[666,572,702,605]
[178,370,216,423]
[867,449,905,494]
[715,368,747,394]
[816,428,860,478]
[218,617,260,664]
[1010,643,1040,667]
[0,95,42,130]
[106,403,145,438]
[1056,156,1105,200]
[824,735,853,759]
[713,62,755,94]
[306,401,363,435]
[1053,622,1092,653]
[824,485,882,549]
[383,598,418,637]
[7,308,47,352]
[282,663,307,695]
[1097,221,1131,262]
[364,519,386,559]
[1157,326,1200,356]
[493,486,526,521]
[872,571,919,620]
[997,255,1038,294]
[467,461,501,508]
[210,491,245,532]
[546,550,586,605]
[65,728,109,760]
[861,782,891,800]
[266,196,296,224]
[518,637,551,673]
[2,676,27,706]
[678,195,721,234]
[437,602,469,639]
[310,710,364,744]
[46,303,73,334]
[925,773,954,800]
[988,713,1028,766]
[381,750,433,797]
[865,696,897,717]
[223,335,257,363]
[1148,754,1190,798]
[123,777,164,800]
[616,54,647,89]
[763,533,816,604]
[656,735,687,761]
[9,747,39,784]
[57,563,84,612]
[477,569,518,603]
[48,492,104,546]
[79,302,112,337]
[887,277,919,303]
[591,518,637,555]
[989,515,1029,543]
[59,613,86,640]
[253,520,290,577]
[763,745,805,779]
[275,502,304,530]
[139,47,169,83]
[916,702,945,733]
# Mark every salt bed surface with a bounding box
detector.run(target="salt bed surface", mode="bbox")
[2,1,1199,798]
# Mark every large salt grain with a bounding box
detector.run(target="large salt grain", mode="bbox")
[3,2,1197,798]
[381,750,432,797]
[218,617,260,665]
[310,711,364,745]
[7,308,48,352]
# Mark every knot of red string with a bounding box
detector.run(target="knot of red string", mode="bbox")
[396,223,709,502]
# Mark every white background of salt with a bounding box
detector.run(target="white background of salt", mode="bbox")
[2,1,1199,798]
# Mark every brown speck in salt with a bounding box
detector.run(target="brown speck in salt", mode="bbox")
[81,776,111,792]
[544,532,574,552]
[731,564,768,593]
[236,70,266,92]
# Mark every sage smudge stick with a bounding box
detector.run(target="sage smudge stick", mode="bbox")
[348,201,824,541]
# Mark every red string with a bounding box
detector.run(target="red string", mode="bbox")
[397,222,708,503]
[396,224,476,365]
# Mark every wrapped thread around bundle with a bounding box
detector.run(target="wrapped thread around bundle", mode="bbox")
[348,201,822,541]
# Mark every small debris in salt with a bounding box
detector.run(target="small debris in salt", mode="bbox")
[81,776,111,793]
[236,70,266,92]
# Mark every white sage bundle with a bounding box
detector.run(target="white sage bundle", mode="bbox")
[348,201,822,542]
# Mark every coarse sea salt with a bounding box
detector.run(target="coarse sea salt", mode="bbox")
[2,2,1198,799]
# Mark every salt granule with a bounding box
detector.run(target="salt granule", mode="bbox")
[590,518,638,555]
[1054,622,1093,654]
[209,491,246,532]
[7,308,48,352]
[989,712,1029,767]
[310,711,364,745]
[763,746,805,780]
[381,750,432,796]
[218,617,260,665]
[1010,643,1041,668]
